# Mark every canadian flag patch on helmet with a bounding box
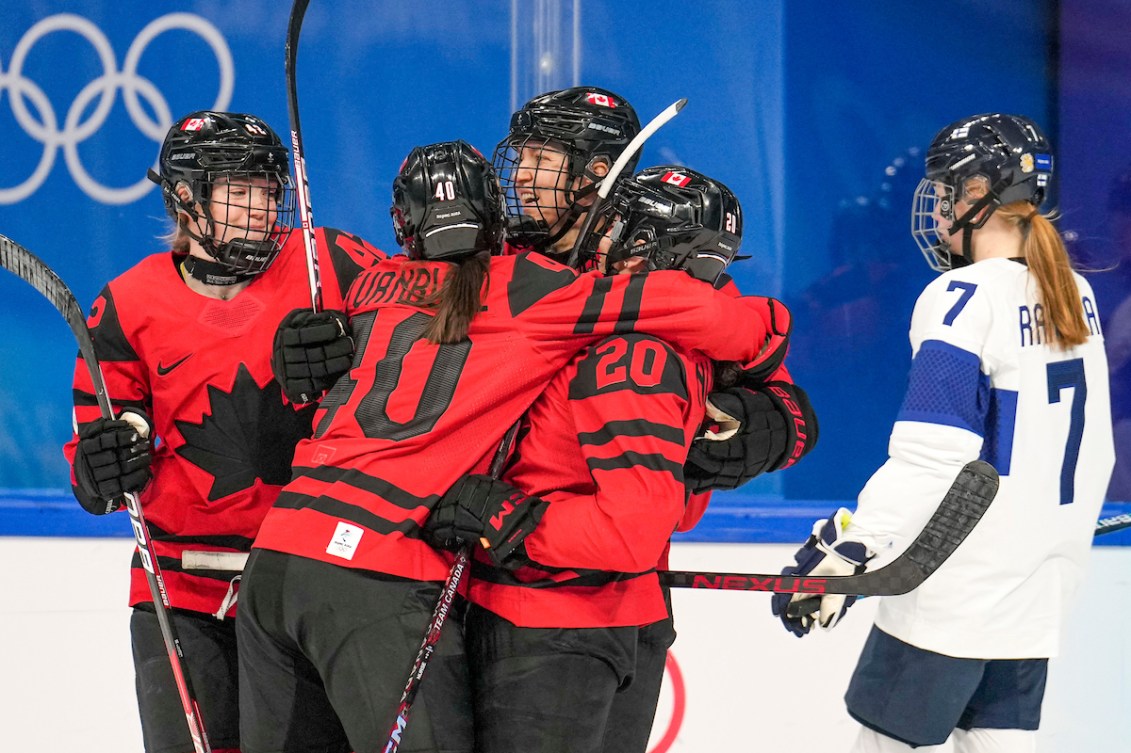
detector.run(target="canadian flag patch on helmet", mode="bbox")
[661,171,692,187]
[181,118,206,131]
[586,92,616,108]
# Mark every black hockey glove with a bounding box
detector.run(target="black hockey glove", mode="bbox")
[422,474,548,566]
[73,411,153,515]
[272,308,354,404]
[684,381,818,493]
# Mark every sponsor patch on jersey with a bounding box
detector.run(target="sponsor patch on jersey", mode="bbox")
[311,445,337,464]
[326,521,363,560]
[585,92,616,108]
[661,171,692,187]
[181,117,206,131]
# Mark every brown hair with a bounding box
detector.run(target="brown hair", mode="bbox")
[996,200,1089,348]
[419,251,491,344]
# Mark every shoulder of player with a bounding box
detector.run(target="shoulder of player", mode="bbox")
[311,226,388,265]
[99,252,181,308]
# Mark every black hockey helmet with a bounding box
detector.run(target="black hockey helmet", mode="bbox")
[390,140,504,261]
[599,166,743,285]
[493,86,641,250]
[150,110,295,275]
[912,113,1053,271]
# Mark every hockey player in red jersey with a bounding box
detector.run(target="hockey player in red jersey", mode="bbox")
[493,85,813,498]
[236,142,786,753]
[63,111,385,753]
[420,167,815,753]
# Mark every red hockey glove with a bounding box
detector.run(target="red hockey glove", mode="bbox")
[271,308,354,404]
[422,474,548,566]
[740,297,792,382]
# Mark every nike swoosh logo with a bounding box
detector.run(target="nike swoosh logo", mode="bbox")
[156,354,193,376]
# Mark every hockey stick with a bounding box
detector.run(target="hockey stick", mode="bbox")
[1095,512,1131,536]
[660,459,999,598]
[0,234,212,753]
[285,0,321,311]
[563,97,688,269]
[382,420,522,753]
[781,479,1124,620]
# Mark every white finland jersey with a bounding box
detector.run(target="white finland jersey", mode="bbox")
[848,257,1114,659]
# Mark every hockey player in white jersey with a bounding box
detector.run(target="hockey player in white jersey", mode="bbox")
[770,113,1114,753]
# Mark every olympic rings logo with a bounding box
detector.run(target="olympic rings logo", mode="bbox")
[0,13,233,205]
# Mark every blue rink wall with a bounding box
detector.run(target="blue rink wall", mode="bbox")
[1,1,1130,529]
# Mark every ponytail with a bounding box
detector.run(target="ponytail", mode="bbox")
[996,201,1088,348]
[420,251,491,344]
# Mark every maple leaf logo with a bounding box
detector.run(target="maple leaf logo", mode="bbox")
[175,364,316,500]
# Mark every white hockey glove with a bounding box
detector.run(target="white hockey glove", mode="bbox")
[770,508,873,637]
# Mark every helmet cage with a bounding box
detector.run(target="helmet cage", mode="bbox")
[493,87,640,251]
[912,113,1053,271]
[492,136,595,250]
[157,112,295,275]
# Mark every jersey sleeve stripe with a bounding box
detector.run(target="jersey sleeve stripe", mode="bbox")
[573,276,613,334]
[291,464,441,511]
[577,418,686,448]
[614,274,646,334]
[273,491,423,537]
[586,451,684,479]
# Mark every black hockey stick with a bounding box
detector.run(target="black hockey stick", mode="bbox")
[783,474,1123,620]
[0,234,212,753]
[285,0,322,311]
[382,420,522,752]
[660,459,999,598]
[563,97,687,269]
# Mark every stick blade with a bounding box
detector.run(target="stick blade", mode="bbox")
[896,459,999,589]
[786,460,999,616]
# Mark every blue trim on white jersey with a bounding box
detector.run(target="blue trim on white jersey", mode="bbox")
[897,339,988,436]
[980,388,1018,475]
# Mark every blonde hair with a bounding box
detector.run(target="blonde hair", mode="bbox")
[160,215,192,255]
[995,200,1088,348]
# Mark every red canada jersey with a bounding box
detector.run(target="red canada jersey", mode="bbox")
[63,228,385,615]
[468,333,712,628]
[253,252,778,582]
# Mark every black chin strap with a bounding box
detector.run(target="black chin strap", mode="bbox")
[946,189,1000,268]
[181,256,256,287]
